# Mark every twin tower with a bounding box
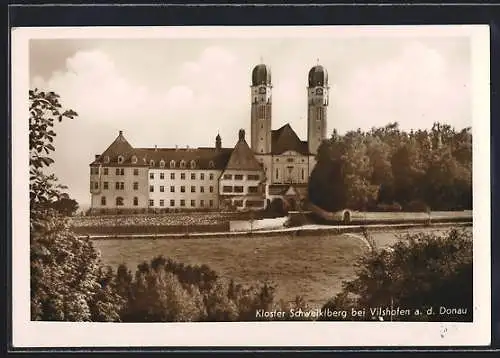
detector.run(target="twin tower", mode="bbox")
[249,63,329,155]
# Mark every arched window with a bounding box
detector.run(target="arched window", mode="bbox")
[101,196,106,206]
[180,160,186,169]
[116,197,124,206]
[150,160,155,167]
[170,160,176,169]
[131,155,138,164]
[104,156,110,163]
[190,160,196,169]
[208,160,215,169]
[117,155,124,164]
[160,160,165,168]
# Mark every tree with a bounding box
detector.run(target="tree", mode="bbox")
[48,197,80,216]
[30,89,121,321]
[320,229,472,322]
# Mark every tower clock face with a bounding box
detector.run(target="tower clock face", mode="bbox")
[259,87,266,94]
[316,88,323,95]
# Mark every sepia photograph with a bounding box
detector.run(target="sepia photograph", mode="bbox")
[12,24,490,347]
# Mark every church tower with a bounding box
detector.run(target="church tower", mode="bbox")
[307,63,329,155]
[250,63,272,154]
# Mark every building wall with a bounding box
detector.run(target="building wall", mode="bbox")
[148,168,221,210]
[218,169,266,210]
[90,166,149,212]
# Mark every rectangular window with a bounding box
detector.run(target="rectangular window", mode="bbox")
[200,186,204,193]
[150,173,154,179]
[133,197,138,206]
[248,186,258,193]
[209,200,214,207]
[276,168,279,180]
[160,186,165,192]
[149,199,154,207]
[223,174,232,180]
[287,158,294,163]
[160,199,165,207]
[119,182,124,190]
[200,200,204,207]
[104,168,109,175]
[171,172,175,180]
[234,174,243,180]
[170,199,175,207]
[160,172,165,180]
[223,186,232,193]
[181,186,185,193]
[234,186,244,193]
[180,200,185,207]
[209,173,214,180]
[90,167,97,175]
[115,182,120,190]
[191,173,196,180]
[234,199,244,207]
[170,186,175,193]
[191,186,196,193]
[200,173,205,180]
[93,182,98,190]
[116,168,120,175]
[190,200,195,207]
[181,173,186,180]
[150,185,154,192]
[301,168,305,180]
[101,196,106,206]
[133,182,138,190]
[247,174,259,180]
[209,186,214,193]
[103,182,108,190]
[133,168,139,176]
[120,168,125,175]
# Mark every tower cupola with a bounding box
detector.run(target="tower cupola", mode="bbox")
[308,65,328,87]
[252,64,272,86]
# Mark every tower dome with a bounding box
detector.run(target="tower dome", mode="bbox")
[308,65,328,87]
[252,64,271,86]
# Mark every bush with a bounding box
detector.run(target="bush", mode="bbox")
[403,200,430,212]
[320,228,472,322]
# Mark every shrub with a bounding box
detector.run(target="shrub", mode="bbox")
[320,228,472,322]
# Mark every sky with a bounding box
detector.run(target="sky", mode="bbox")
[28,27,473,208]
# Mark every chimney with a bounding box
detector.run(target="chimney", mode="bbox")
[186,145,190,150]
[154,145,158,151]
[95,154,100,160]
[175,145,178,151]
[215,133,222,151]
[238,129,245,141]
[119,130,123,136]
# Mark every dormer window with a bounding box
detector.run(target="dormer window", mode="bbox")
[190,160,196,169]
[160,160,165,168]
[180,160,186,169]
[170,160,176,169]
[104,156,110,163]
[131,155,138,164]
[209,160,215,169]
[117,155,124,164]
[150,160,155,167]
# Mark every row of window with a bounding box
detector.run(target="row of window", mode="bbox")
[100,196,215,208]
[101,155,216,169]
[222,186,259,194]
[150,172,215,180]
[275,168,306,180]
[150,185,215,193]
[221,174,260,181]
[149,199,214,208]
[91,167,140,176]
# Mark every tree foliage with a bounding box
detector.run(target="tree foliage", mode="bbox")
[309,122,472,211]
[30,89,122,321]
[320,228,473,322]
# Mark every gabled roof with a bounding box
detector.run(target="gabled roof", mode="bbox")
[271,124,309,155]
[90,131,233,170]
[224,130,263,171]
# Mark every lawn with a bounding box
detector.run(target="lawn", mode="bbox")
[92,226,469,308]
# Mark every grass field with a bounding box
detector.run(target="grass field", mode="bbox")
[92,226,470,308]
